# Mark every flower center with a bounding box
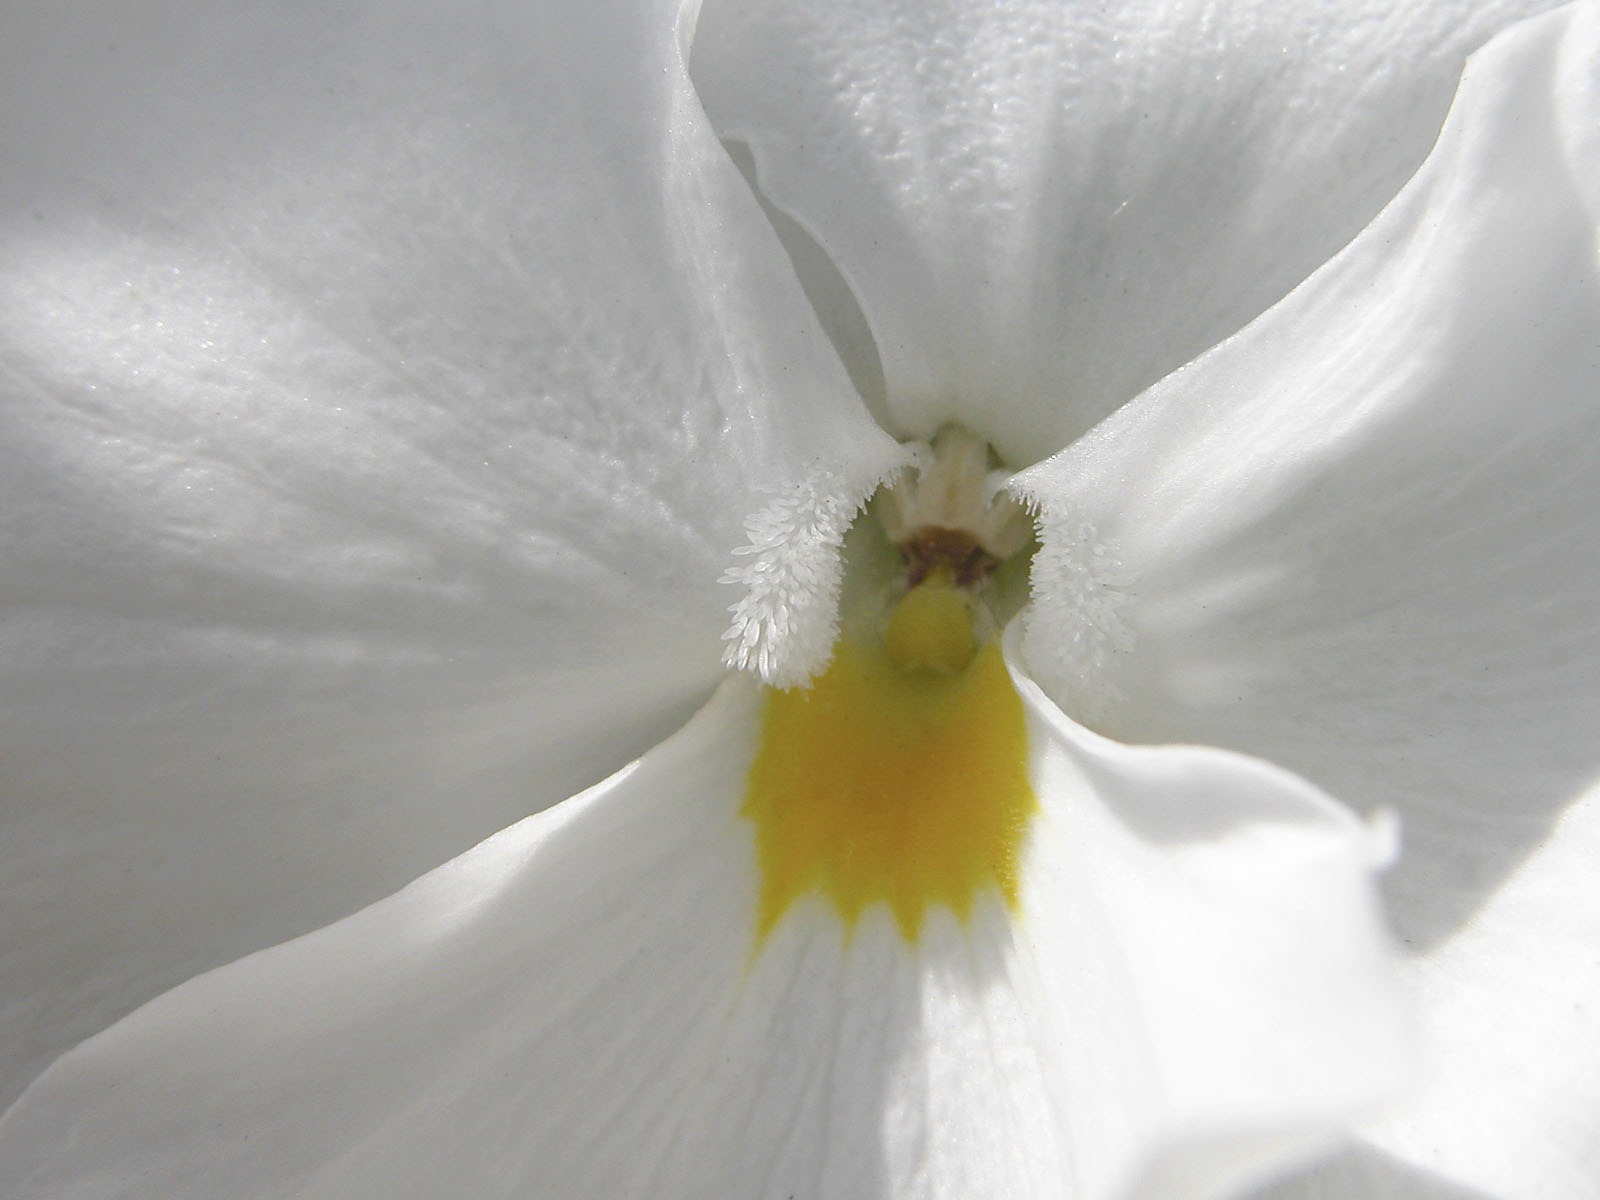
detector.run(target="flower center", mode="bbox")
[743,428,1037,943]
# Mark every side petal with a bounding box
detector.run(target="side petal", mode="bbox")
[1019,2,1600,1185]
[692,0,1556,464]
[0,649,1405,1200]
[1265,787,1600,1197]
[0,0,899,1102]
[1017,0,1600,949]
[1010,637,1409,1199]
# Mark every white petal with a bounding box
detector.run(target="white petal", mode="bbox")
[1365,785,1600,1195]
[0,0,900,1102]
[1009,635,1408,1199]
[1265,786,1600,1198]
[692,0,1556,465]
[0,641,1405,1199]
[1019,3,1600,1184]
[1017,0,1600,948]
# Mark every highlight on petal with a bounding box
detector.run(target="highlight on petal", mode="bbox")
[692,0,1558,463]
[1269,785,1600,1199]
[0,637,1407,1200]
[1005,633,1409,1200]
[0,0,896,1103]
[1018,3,1600,1188]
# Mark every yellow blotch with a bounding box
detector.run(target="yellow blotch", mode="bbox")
[743,574,1036,944]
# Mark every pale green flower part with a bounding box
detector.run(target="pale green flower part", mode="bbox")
[0,1,1596,1198]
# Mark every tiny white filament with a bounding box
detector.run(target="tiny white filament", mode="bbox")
[721,454,910,688]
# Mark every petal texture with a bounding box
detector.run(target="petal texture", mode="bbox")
[1016,0,1600,950]
[693,0,1557,465]
[0,0,899,1102]
[1020,3,1600,1187]
[0,647,1404,1200]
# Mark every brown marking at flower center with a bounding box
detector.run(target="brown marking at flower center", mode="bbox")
[898,527,1001,588]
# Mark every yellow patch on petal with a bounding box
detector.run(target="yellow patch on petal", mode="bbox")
[744,575,1036,943]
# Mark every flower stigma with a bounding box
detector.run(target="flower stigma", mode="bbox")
[743,427,1038,944]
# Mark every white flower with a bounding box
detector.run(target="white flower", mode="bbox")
[1,1,1596,1198]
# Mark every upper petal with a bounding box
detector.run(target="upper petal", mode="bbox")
[0,642,1405,1200]
[0,0,899,1102]
[692,0,1557,464]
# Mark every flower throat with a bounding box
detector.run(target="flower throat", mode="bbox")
[743,427,1037,944]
